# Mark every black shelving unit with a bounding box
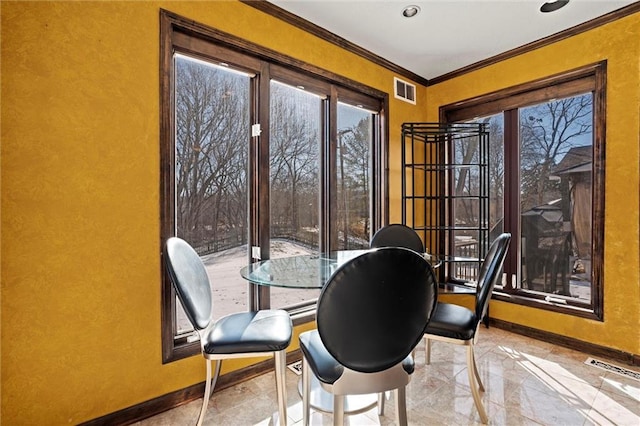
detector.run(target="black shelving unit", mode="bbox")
[401,122,490,292]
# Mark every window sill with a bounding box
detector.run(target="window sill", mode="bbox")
[492,289,602,321]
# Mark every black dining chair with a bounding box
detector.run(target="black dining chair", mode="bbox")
[299,247,438,426]
[423,233,511,424]
[370,223,425,253]
[164,237,293,426]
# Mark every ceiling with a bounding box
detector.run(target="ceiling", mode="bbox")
[268,0,637,81]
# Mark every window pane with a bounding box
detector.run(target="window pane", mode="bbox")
[519,94,593,301]
[337,103,373,250]
[174,54,250,330]
[269,81,322,307]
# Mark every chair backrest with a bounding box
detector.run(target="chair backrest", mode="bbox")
[164,237,213,331]
[317,247,438,373]
[475,233,511,322]
[370,224,425,253]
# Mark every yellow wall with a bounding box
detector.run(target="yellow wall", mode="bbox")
[2,1,638,424]
[429,13,640,356]
[0,1,425,423]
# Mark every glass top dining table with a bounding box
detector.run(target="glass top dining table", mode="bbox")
[239,249,440,289]
[239,249,445,415]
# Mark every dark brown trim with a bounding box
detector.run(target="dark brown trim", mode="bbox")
[503,108,519,286]
[240,0,429,87]
[591,61,607,321]
[441,61,607,320]
[442,62,603,121]
[492,291,601,321]
[380,95,391,227]
[490,318,640,367]
[429,2,640,86]
[160,10,200,363]
[241,1,639,87]
[161,9,386,100]
[81,319,640,425]
[81,350,303,426]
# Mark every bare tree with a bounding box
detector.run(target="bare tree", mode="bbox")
[270,84,320,238]
[339,117,371,244]
[520,94,592,208]
[487,118,505,231]
[452,120,489,225]
[175,57,249,248]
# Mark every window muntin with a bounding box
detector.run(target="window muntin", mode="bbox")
[444,62,605,319]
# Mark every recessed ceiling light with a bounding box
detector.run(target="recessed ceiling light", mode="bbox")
[540,0,570,13]
[402,5,421,18]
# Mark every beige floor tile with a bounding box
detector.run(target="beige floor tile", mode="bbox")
[584,387,640,426]
[140,327,640,426]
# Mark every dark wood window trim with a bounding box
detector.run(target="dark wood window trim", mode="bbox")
[440,61,606,321]
[160,10,388,362]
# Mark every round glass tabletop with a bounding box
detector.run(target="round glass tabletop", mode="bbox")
[240,249,439,288]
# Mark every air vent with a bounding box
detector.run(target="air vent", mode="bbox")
[394,77,416,104]
[287,360,302,375]
[585,357,640,381]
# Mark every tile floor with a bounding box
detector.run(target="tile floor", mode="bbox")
[138,327,640,425]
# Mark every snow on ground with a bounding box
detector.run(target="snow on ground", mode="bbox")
[177,240,319,333]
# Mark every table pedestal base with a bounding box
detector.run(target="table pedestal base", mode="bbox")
[297,375,379,414]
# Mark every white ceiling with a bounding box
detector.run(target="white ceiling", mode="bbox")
[269,0,637,81]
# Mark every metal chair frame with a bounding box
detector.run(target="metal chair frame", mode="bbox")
[423,233,511,424]
[165,237,291,426]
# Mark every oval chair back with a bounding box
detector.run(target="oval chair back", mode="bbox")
[164,237,212,331]
[422,232,511,425]
[164,237,292,426]
[317,246,437,373]
[370,224,424,254]
[475,233,511,322]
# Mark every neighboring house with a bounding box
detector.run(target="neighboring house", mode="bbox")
[521,145,593,295]
[553,145,593,259]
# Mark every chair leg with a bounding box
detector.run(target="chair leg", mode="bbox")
[425,337,432,365]
[211,359,222,393]
[333,395,344,426]
[377,392,385,415]
[196,359,213,426]
[394,387,408,426]
[302,357,310,426]
[466,346,488,424]
[470,344,485,392]
[274,350,288,426]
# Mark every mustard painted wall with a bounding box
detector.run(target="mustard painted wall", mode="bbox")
[2,1,638,424]
[0,1,426,424]
[429,12,640,356]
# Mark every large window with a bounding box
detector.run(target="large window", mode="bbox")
[160,11,387,361]
[443,62,605,319]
